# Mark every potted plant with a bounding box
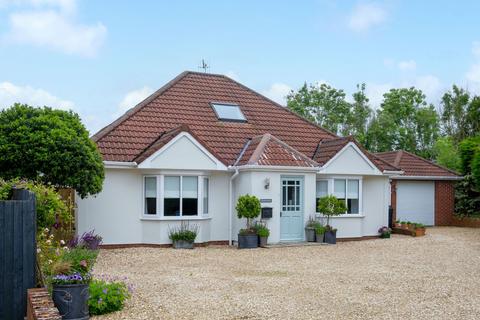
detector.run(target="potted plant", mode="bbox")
[317,195,346,244]
[236,194,261,249]
[413,223,426,237]
[254,222,270,247]
[51,247,99,320]
[401,221,409,229]
[378,226,392,238]
[168,222,199,249]
[305,215,320,242]
[394,220,401,228]
[315,225,326,243]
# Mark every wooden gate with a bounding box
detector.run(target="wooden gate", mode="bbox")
[0,189,37,320]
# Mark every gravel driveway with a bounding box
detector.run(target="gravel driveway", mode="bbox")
[92,227,480,320]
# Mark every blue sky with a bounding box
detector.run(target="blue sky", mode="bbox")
[1,0,479,133]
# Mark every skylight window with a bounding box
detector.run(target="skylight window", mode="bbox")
[211,103,247,122]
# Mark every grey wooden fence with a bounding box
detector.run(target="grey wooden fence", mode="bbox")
[0,189,37,320]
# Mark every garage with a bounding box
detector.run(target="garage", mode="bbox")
[375,150,461,226]
[396,181,435,225]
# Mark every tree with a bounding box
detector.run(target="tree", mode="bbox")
[440,85,480,143]
[455,137,480,216]
[348,83,372,145]
[0,104,104,198]
[236,194,261,229]
[287,83,351,135]
[317,195,347,228]
[433,137,461,172]
[366,87,439,158]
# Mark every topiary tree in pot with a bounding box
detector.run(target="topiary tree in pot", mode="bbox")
[236,194,261,249]
[317,195,346,244]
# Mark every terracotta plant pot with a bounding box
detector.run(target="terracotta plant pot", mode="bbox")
[414,228,426,237]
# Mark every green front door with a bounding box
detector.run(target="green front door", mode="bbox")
[280,177,304,241]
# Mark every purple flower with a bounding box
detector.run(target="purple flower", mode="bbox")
[102,288,108,294]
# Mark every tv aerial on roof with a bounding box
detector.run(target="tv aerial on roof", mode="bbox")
[198,59,210,73]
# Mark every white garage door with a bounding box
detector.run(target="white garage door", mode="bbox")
[397,181,435,226]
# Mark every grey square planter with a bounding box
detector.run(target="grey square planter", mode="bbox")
[305,227,316,242]
[172,240,194,249]
[238,234,258,249]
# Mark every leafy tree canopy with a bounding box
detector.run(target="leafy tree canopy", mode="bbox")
[366,87,439,159]
[0,104,104,198]
[433,136,461,172]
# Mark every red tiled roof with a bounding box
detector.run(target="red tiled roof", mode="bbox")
[93,71,337,164]
[375,150,459,177]
[313,136,400,172]
[235,134,318,167]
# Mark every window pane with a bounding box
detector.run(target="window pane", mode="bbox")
[164,198,180,216]
[348,199,359,214]
[182,198,198,216]
[211,103,246,121]
[203,178,209,214]
[316,180,328,198]
[348,180,359,199]
[144,177,156,215]
[334,179,346,198]
[164,176,180,198]
[182,176,198,198]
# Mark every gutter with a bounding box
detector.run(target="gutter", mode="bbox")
[391,175,463,181]
[228,168,240,246]
[382,170,404,175]
[103,161,138,168]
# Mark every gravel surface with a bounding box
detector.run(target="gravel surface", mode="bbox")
[92,227,480,320]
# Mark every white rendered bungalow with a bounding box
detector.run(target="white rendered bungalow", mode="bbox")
[77,71,402,246]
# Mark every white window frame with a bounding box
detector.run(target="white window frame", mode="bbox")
[142,174,210,220]
[316,176,363,216]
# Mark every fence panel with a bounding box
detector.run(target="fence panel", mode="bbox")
[0,189,36,320]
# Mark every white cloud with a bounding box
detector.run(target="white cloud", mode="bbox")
[398,60,416,71]
[0,81,74,110]
[118,86,154,114]
[365,82,392,109]
[411,75,442,101]
[262,83,292,106]
[348,3,387,32]
[2,0,107,57]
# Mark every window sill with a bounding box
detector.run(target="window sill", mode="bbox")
[316,213,365,219]
[140,216,212,221]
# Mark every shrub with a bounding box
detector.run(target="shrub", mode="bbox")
[0,178,71,230]
[236,194,261,229]
[317,195,347,228]
[68,230,103,250]
[315,225,326,235]
[168,222,198,243]
[253,222,270,237]
[378,226,392,235]
[306,215,322,228]
[37,227,70,279]
[89,279,131,315]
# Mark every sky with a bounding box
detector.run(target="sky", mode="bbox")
[0,0,479,134]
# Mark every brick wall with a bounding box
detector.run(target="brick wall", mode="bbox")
[27,288,61,320]
[390,180,397,222]
[434,181,455,226]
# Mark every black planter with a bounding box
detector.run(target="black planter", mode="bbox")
[305,227,316,242]
[315,233,325,243]
[238,234,258,249]
[324,230,337,244]
[52,283,90,320]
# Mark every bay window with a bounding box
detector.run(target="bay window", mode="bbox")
[316,178,361,215]
[143,175,209,218]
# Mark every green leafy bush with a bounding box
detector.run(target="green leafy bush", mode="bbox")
[236,194,261,229]
[0,104,104,198]
[0,178,71,229]
[253,222,270,237]
[168,222,198,243]
[315,225,326,235]
[89,279,131,315]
